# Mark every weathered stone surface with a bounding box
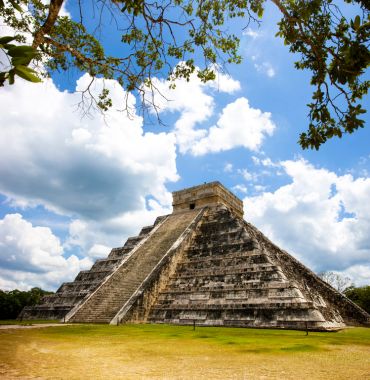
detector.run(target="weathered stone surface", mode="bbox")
[173,181,243,219]
[18,219,161,320]
[67,209,201,323]
[20,182,370,330]
[149,206,369,330]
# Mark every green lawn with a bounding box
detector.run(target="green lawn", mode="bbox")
[0,323,369,379]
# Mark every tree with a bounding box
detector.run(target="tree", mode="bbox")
[0,287,53,319]
[318,271,352,293]
[344,285,370,313]
[0,0,369,149]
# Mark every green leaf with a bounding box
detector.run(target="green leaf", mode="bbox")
[353,15,361,30]
[14,65,41,83]
[0,36,16,44]
[9,0,23,13]
[7,46,37,58]
[11,53,37,66]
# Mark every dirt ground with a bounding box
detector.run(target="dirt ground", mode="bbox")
[0,324,369,379]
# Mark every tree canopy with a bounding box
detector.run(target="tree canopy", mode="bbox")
[0,287,53,319]
[0,0,369,149]
[344,285,370,314]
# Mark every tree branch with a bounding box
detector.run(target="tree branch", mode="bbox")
[32,0,65,49]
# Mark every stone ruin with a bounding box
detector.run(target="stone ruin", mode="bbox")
[20,182,370,330]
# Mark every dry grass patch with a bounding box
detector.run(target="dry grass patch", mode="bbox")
[0,324,369,379]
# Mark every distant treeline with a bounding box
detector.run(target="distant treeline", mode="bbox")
[344,286,370,314]
[0,287,54,320]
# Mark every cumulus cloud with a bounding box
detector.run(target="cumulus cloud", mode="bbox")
[0,214,92,290]
[244,159,370,286]
[144,65,275,157]
[144,64,241,153]
[190,97,275,155]
[0,75,178,220]
[0,73,180,288]
[208,69,242,93]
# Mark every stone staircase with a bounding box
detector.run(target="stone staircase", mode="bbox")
[68,210,199,323]
[148,207,334,330]
[18,218,161,320]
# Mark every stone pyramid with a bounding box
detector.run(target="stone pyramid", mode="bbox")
[20,182,370,330]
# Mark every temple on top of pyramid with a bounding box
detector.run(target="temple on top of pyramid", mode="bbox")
[20,182,370,331]
[172,181,244,219]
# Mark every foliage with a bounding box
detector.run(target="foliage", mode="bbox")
[0,287,53,319]
[318,271,352,292]
[275,0,369,149]
[0,0,369,149]
[0,36,41,85]
[344,285,370,313]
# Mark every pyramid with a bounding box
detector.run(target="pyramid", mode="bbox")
[20,182,370,330]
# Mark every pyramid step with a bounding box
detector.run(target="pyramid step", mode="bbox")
[69,210,199,323]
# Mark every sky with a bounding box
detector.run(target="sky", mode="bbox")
[0,1,369,291]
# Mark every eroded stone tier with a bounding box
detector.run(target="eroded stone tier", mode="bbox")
[18,217,164,320]
[68,210,200,323]
[172,181,244,219]
[147,206,369,330]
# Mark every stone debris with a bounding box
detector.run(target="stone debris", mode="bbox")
[20,182,370,330]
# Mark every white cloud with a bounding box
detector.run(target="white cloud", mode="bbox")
[237,168,255,182]
[232,184,248,194]
[224,163,233,173]
[0,75,178,220]
[253,61,276,77]
[41,0,71,17]
[208,69,241,93]
[190,97,276,155]
[243,159,370,286]
[0,74,180,288]
[242,28,261,39]
[0,214,92,290]
[260,157,279,167]
[254,185,267,192]
[144,63,241,154]
[343,265,370,286]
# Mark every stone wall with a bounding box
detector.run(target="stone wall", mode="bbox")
[172,182,243,219]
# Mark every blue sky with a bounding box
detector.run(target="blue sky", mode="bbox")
[0,1,369,290]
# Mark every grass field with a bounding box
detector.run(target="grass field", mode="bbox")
[0,323,369,379]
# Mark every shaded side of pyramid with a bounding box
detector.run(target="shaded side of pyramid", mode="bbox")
[148,205,369,330]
